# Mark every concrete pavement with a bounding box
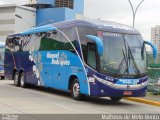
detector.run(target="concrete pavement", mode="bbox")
[0,80,160,114]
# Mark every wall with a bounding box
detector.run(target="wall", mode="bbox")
[73,0,84,14]
[36,7,65,26]
[36,0,84,26]
[15,6,36,33]
[0,5,36,42]
[0,6,15,42]
[38,0,55,5]
[64,8,76,20]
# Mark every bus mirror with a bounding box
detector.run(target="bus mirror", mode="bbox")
[85,35,104,56]
[144,40,157,58]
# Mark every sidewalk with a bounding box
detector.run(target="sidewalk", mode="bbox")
[141,93,160,102]
[124,93,160,107]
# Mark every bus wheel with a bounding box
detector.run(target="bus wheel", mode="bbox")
[1,76,5,79]
[20,73,26,88]
[71,79,82,100]
[13,72,20,87]
[110,97,122,102]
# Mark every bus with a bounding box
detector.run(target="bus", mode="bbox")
[4,19,157,101]
[0,41,5,79]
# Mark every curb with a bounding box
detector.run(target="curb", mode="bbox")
[123,97,160,107]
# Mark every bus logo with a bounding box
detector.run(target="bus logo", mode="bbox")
[47,52,70,66]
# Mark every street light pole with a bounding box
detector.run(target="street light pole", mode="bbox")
[15,14,33,28]
[15,14,54,28]
[128,0,145,28]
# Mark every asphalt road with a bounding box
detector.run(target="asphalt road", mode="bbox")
[0,80,160,114]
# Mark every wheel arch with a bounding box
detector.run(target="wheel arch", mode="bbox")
[12,68,17,80]
[19,69,26,82]
[19,69,24,75]
[68,75,78,91]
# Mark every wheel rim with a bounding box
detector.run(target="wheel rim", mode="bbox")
[14,74,18,85]
[20,75,24,86]
[73,83,80,97]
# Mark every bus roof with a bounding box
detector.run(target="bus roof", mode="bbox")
[8,25,56,37]
[53,19,140,34]
[20,25,56,35]
[8,19,140,37]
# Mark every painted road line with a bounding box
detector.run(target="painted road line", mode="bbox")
[124,97,160,107]
[54,103,73,111]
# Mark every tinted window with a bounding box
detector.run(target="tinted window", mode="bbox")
[39,27,77,51]
[87,43,97,69]
[77,26,96,62]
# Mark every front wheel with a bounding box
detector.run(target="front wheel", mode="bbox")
[71,79,82,100]
[110,97,122,102]
[1,76,5,79]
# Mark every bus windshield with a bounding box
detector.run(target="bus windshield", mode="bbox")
[100,32,146,76]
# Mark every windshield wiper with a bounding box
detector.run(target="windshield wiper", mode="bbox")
[128,46,140,75]
[118,36,129,74]
[119,36,140,75]
[141,42,145,60]
[118,49,129,74]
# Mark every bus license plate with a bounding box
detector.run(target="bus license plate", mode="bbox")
[124,91,132,95]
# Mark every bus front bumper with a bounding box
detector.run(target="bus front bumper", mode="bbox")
[88,76,147,97]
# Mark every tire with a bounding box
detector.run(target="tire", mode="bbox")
[1,76,5,79]
[19,73,27,88]
[13,72,20,87]
[110,97,122,102]
[71,79,82,100]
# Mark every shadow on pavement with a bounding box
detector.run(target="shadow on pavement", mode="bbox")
[84,96,134,106]
[9,83,134,106]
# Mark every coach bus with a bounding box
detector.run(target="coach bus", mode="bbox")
[4,19,157,101]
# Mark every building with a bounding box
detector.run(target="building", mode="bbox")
[151,26,160,53]
[26,0,84,26]
[0,0,84,42]
[0,3,36,42]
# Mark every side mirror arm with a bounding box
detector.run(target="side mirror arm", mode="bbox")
[85,35,104,56]
[144,40,157,58]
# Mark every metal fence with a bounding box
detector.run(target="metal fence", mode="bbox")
[147,53,160,94]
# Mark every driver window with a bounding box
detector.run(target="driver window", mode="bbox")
[87,43,97,69]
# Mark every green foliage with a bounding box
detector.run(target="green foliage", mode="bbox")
[147,53,160,94]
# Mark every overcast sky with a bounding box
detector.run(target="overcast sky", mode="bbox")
[0,0,160,40]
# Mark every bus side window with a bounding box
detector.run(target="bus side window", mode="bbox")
[81,44,87,62]
[87,43,97,69]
